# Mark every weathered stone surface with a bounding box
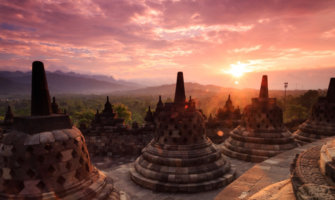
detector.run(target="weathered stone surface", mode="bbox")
[53,130,70,141]
[130,72,235,192]
[14,115,72,134]
[39,131,55,143]
[320,140,335,183]
[291,146,335,200]
[290,140,335,200]
[248,179,295,200]
[294,78,335,145]
[222,75,297,162]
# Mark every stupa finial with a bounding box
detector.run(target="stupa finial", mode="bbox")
[31,61,52,116]
[174,72,186,104]
[259,75,269,98]
[327,78,335,101]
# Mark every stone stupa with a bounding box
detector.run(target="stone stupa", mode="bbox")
[130,72,235,192]
[222,75,297,162]
[0,61,124,199]
[293,78,335,145]
[3,105,14,126]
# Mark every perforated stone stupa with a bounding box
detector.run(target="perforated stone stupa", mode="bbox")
[293,78,335,145]
[215,95,241,124]
[0,61,123,200]
[85,96,125,135]
[130,72,235,192]
[222,75,297,162]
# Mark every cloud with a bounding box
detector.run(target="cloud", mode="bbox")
[0,0,334,88]
[231,45,261,53]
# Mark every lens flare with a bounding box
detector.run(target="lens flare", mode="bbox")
[217,130,224,137]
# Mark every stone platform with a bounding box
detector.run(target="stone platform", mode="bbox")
[215,136,335,200]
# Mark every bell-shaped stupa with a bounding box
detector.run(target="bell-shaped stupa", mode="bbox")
[0,61,123,199]
[222,75,297,162]
[294,78,335,145]
[130,72,235,192]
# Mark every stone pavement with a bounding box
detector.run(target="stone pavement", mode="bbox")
[215,136,335,200]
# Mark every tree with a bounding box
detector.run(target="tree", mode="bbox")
[284,104,308,123]
[298,90,319,110]
[73,110,95,127]
[114,103,132,123]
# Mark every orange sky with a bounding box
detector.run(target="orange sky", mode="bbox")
[0,0,334,89]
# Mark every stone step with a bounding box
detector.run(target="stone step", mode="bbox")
[224,141,282,157]
[221,145,268,162]
[137,155,227,174]
[226,137,297,151]
[129,167,235,192]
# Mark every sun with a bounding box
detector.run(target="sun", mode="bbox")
[228,61,248,78]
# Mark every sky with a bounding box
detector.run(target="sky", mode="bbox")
[0,0,335,89]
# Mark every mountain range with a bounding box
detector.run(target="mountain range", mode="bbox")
[0,70,310,99]
[0,70,140,95]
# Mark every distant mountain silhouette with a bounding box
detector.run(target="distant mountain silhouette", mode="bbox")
[0,70,140,95]
[114,82,306,98]
[119,82,226,96]
[0,70,310,97]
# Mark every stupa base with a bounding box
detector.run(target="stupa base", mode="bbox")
[130,167,235,193]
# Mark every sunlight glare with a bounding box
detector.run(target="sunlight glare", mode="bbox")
[229,61,247,78]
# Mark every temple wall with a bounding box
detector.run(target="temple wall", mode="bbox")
[83,127,153,157]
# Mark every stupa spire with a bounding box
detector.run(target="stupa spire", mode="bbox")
[174,72,186,104]
[327,78,335,101]
[51,96,60,114]
[158,96,163,105]
[259,75,269,98]
[31,61,52,116]
[4,105,14,125]
[104,96,113,112]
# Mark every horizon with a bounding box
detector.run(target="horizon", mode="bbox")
[1,67,332,90]
[0,0,335,90]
